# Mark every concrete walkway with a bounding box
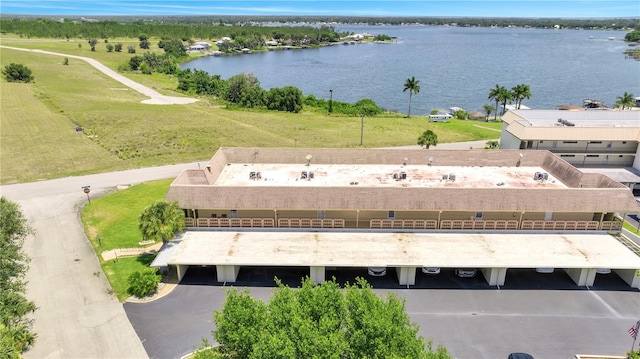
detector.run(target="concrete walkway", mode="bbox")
[0,45,198,105]
[0,162,205,359]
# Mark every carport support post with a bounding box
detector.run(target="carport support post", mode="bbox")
[564,268,596,287]
[216,265,239,283]
[482,268,507,286]
[396,267,417,286]
[309,266,325,284]
[176,265,188,282]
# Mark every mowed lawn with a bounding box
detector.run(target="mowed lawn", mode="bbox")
[1,37,501,184]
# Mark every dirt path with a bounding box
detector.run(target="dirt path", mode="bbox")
[1,45,198,105]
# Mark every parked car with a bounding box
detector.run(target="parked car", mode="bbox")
[595,268,611,274]
[535,267,554,274]
[508,353,534,359]
[367,267,386,276]
[455,268,477,277]
[422,267,441,275]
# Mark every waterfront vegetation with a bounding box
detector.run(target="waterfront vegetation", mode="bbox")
[0,35,501,184]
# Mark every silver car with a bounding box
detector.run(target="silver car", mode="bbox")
[367,267,386,276]
[422,267,441,275]
[455,268,477,277]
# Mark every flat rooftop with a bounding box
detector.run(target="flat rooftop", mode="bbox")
[215,164,567,189]
[508,109,640,128]
[164,231,640,269]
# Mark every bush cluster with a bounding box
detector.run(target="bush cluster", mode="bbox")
[127,268,161,298]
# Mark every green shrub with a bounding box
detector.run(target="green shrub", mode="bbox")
[127,268,161,298]
[2,63,34,83]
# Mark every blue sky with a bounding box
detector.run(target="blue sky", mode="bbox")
[1,1,638,18]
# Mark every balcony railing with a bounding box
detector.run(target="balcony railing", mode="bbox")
[184,217,621,231]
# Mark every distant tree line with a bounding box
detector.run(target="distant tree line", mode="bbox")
[176,69,384,115]
[1,16,636,33]
[0,18,346,47]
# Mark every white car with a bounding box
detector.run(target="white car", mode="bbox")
[455,268,477,278]
[535,268,555,274]
[422,267,441,275]
[367,267,387,276]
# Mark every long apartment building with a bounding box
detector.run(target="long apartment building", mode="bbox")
[161,147,640,288]
[500,109,640,189]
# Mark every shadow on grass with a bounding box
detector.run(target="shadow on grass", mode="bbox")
[137,252,158,266]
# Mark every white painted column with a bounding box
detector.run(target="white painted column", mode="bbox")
[564,268,593,286]
[216,265,240,283]
[396,267,417,285]
[176,265,188,281]
[309,266,326,284]
[614,269,640,289]
[481,268,507,286]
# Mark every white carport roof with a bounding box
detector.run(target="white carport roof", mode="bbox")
[162,231,640,270]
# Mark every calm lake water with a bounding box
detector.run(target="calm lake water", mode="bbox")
[182,26,640,115]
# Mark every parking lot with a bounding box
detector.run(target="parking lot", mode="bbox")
[126,265,639,358]
[180,265,633,291]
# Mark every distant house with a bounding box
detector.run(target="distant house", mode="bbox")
[216,37,232,46]
[187,44,206,52]
[193,41,211,49]
[265,40,279,46]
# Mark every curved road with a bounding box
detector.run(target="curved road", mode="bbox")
[0,162,204,358]
[0,45,198,105]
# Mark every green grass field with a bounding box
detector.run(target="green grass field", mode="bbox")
[81,179,172,301]
[1,36,501,184]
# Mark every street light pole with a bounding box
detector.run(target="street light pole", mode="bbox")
[360,104,364,146]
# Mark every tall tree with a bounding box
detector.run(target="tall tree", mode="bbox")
[212,277,451,359]
[138,201,185,244]
[511,84,531,109]
[0,197,37,356]
[482,103,494,121]
[614,91,635,110]
[403,76,421,118]
[489,85,511,118]
[487,84,503,121]
[417,129,438,149]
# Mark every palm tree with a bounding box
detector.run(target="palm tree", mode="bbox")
[511,84,531,109]
[403,76,421,118]
[417,129,438,149]
[496,86,512,117]
[138,201,185,245]
[614,91,635,110]
[482,104,494,122]
[487,84,504,121]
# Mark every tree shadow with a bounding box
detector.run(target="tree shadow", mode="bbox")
[136,253,157,266]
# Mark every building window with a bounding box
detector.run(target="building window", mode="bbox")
[586,155,599,158]
[589,141,602,144]
[560,154,575,157]
[317,211,326,219]
[388,211,396,219]
[230,210,238,218]
[211,213,217,218]
[474,211,483,220]
[562,141,578,144]
[606,142,612,148]
[622,141,627,144]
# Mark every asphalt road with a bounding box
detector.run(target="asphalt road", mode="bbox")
[0,162,204,359]
[125,266,640,359]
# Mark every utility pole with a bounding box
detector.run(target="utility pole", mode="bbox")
[360,104,364,146]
